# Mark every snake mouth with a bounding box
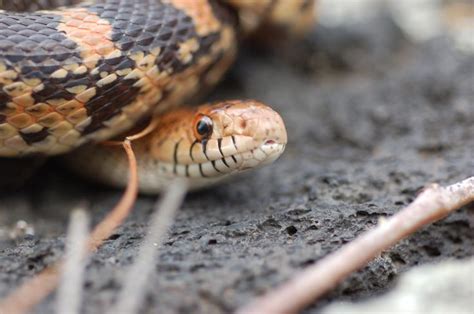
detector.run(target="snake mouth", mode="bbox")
[236,139,286,171]
[172,136,286,182]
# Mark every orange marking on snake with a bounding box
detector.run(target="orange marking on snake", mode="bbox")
[57,9,117,68]
[164,0,221,36]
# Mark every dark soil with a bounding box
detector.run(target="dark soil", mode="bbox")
[0,14,473,314]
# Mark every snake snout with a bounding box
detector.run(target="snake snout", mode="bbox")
[259,139,286,165]
[212,100,287,172]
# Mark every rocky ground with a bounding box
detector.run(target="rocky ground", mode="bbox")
[0,5,473,314]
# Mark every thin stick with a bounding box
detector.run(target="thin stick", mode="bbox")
[87,140,138,249]
[56,209,90,314]
[125,116,160,141]
[108,179,188,314]
[237,177,474,314]
[0,140,139,314]
[102,116,160,146]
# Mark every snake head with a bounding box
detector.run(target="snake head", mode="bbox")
[150,100,287,188]
[193,100,287,168]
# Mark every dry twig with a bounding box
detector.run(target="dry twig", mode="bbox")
[238,176,474,314]
[0,140,139,314]
[102,116,160,146]
[56,209,90,314]
[108,179,188,314]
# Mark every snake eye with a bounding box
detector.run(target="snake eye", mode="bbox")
[194,115,213,141]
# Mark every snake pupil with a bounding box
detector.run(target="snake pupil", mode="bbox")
[196,116,213,139]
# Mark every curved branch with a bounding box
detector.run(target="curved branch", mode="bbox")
[238,177,474,314]
[0,140,139,314]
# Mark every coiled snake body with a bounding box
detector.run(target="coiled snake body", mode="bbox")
[0,0,315,192]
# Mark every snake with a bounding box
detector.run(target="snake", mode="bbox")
[0,0,315,193]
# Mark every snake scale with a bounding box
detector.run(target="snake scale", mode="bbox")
[0,0,315,193]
